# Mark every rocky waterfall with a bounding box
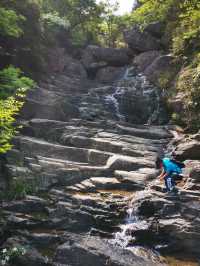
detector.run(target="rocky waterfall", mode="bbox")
[0,33,200,266]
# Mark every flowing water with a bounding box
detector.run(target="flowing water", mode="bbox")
[104,66,163,124]
[104,87,125,121]
[111,179,159,249]
[108,67,163,248]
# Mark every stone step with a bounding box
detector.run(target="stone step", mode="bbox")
[54,166,110,186]
[14,136,112,166]
[115,170,149,188]
[36,156,90,171]
[106,155,154,171]
[22,119,170,145]
[90,177,121,189]
[62,135,158,158]
[116,124,172,140]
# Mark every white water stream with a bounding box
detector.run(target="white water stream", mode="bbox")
[111,179,161,257]
[104,87,126,121]
[104,66,162,124]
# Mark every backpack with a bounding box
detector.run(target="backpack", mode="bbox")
[170,159,185,169]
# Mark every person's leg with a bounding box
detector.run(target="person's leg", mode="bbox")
[164,175,173,191]
[171,173,178,190]
[164,176,169,191]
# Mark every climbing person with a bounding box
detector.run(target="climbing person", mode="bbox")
[156,157,183,193]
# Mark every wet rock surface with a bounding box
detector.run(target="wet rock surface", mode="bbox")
[124,27,162,53]
[54,233,160,266]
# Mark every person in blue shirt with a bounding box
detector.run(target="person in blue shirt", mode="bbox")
[156,157,182,192]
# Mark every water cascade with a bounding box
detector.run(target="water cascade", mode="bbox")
[104,87,126,121]
[112,179,161,254]
[103,66,164,124]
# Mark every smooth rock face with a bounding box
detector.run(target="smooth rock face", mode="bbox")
[144,55,177,86]
[175,139,200,160]
[133,50,162,72]
[124,27,162,52]
[81,45,131,72]
[96,66,125,83]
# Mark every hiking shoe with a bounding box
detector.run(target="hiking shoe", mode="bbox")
[172,187,178,194]
[162,188,168,193]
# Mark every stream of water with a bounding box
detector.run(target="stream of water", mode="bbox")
[111,180,159,255]
[104,87,126,121]
[104,66,162,124]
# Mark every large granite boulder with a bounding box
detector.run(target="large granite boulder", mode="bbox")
[144,55,178,86]
[144,22,165,38]
[124,27,162,53]
[130,186,200,255]
[133,50,162,72]
[21,86,80,121]
[184,161,200,189]
[47,48,87,78]
[21,55,86,121]
[81,45,131,72]
[175,140,200,160]
[96,66,125,83]
[168,92,185,114]
[54,233,162,266]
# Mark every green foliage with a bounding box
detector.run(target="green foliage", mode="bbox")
[176,64,200,130]
[173,2,200,54]
[0,67,35,153]
[42,11,70,30]
[131,0,200,54]
[0,96,24,153]
[0,66,35,99]
[0,178,38,201]
[0,246,26,265]
[130,0,174,28]
[0,7,24,37]
[39,0,106,46]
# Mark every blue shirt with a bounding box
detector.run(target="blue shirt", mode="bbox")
[162,158,182,175]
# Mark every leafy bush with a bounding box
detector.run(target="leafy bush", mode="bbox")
[0,178,38,201]
[0,7,24,37]
[0,246,26,265]
[42,11,70,30]
[172,2,200,55]
[0,66,35,153]
[0,66,35,99]
[130,0,174,28]
[176,64,200,130]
